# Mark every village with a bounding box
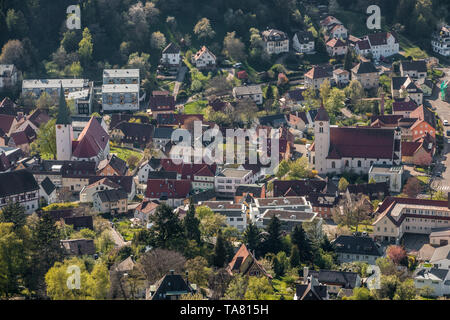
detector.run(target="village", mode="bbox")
[1,1,450,301]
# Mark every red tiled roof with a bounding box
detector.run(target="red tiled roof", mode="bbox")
[0,114,15,134]
[73,117,109,158]
[328,127,395,159]
[145,179,191,199]
[160,159,216,179]
[304,66,332,79]
[326,38,347,48]
[136,200,159,214]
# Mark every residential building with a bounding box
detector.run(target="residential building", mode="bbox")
[152,127,174,149]
[160,159,216,192]
[215,168,254,197]
[160,42,181,68]
[304,65,332,89]
[346,182,390,201]
[61,239,96,256]
[360,31,399,60]
[198,201,246,231]
[430,228,450,247]
[93,189,128,214]
[39,177,57,205]
[0,170,39,214]
[88,176,135,201]
[373,197,450,243]
[144,179,191,207]
[327,24,348,39]
[431,25,450,57]
[308,106,401,175]
[134,200,159,225]
[147,91,176,116]
[102,83,139,112]
[333,234,383,264]
[232,85,263,105]
[368,164,404,193]
[326,38,348,57]
[292,31,315,54]
[414,267,450,297]
[137,158,162,184]
[0,64,18,89]
[22,78,90,99]
[226,244,272,278]
[103,69,139,85]
[391,76,424,105]
[430,245,450,269]
[191,46,216,69]
[80,177,123,203]
[67,86,93,116]
[96,155,128,176]
[261,29,289,55]
[351,61,380,89]
[258,114,287,128]
[401,137,434,166]
[110,122,154,149]
[295,267,329,300]
[400,60,428,79]
[333,68,350,87]
[355,39,372,57]
[308,269,361,295]
[146,270,197,300]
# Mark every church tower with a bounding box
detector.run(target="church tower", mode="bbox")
[56,84,73,160]
[313,104,330,174]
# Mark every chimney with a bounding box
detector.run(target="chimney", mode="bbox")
[303,267,309,284]
[380,92,385,115]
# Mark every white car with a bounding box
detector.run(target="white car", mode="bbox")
[444,120,449,126]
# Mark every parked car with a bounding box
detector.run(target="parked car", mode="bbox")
[446,130,450,136]
[444,120,449,126]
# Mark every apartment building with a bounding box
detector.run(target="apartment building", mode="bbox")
[198,201,247,231]
[215,168,254,197]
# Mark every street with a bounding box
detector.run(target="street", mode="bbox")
[426,67,450,193]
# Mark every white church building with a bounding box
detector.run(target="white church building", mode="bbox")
[308,106,401,175]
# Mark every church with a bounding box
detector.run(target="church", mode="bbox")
[56,85,110,164]
[308,106,401,175]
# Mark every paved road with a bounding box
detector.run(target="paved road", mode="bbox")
[109,227,130,248]
[426,67,450,193]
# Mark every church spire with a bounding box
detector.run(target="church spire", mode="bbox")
[315,101,329,122]
[56,84,71,125]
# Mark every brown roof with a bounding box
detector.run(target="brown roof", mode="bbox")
[72,117,109,159]
[326,38,347,48]
[315,105,330,121]
[304,66,332,79]
[136,200,159,214]
[227,244,272,278]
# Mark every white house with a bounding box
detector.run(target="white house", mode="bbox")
[0,170,40,215]
[361,32,399,60]
[198,201,247,232]
[292,31,315,54]
[261,29,289,55]
[39,177,57,205]
[233,85,263,105]
[430,245,450,269]
[0,64,18,89]
[215,168,255,196]
[102,84,140,112]
[431,25,450,57]
[414,267,450,297]
[161,42,181,68]
[191,46,216,69]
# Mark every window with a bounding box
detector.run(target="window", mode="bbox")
[332,161,335,168]
[357,160,362,167]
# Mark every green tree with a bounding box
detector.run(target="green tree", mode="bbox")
[184,201,201,244]
[346,287,373,300]
[148,204,185,251]
[0,202,26,230]
[319,79,331,104]
[6,9,29,39]
[223,31,246,62]
[343,50,353,71]
[263,216,282,255]
[290,245,301,268]
[150,31,167,50]
[31,119,57,160]
[193,18,215,40]
[287,157,310,180]
[276,160,290,178]
[45,258,110,300]
[212,230,227,268]
[224,274,248,299]
[0,223,29,298]
[291,224,313,264]
[61,30,80,53]
[393,279,417,300]
[338,177,349,192]
[243,223,262,253]
[244,277,274,300]
[185,256,211,287]
[78,27,93,66]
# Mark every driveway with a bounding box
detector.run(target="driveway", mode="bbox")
[173,66,188,100]
[426,67,450,193]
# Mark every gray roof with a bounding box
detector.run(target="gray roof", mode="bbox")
[430,244,450,263]
[96,189,128,202]
[41,177,56,196]
[233,85,262,96]
[162,42,180,54]
[416,268,449,281]
[401,60,427,73]
[332,235,382,257]
[0,169,39,198]
[352,61,378,74]
[153,127,174,139]
[309,270,360,288]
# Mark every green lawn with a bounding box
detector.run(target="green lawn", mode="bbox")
[416,175,430,186]
[184,100,209,114]
[110,145,143,163]
[350,224,374,233]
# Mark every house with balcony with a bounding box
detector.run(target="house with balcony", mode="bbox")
[198,201,247,231]
[292,31,315,54]
[261,29,289,55]
[102,84,139,112]
[431,25,450,57]
[215,168,255,197]
[0,64,18,89]
[22,78,90,100]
